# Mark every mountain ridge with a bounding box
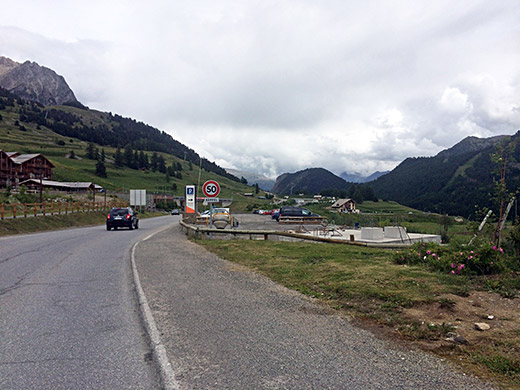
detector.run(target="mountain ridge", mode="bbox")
[370,132,520,216]
[0,56,78,106]
[272,167,349,195]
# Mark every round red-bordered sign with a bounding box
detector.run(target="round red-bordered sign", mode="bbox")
[202,180,220,197]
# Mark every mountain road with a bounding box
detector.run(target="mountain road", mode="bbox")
[0,215,175,389]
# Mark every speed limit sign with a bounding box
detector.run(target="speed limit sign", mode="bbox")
[202,180,220,198]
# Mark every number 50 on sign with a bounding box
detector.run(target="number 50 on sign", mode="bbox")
[202,180,220,198]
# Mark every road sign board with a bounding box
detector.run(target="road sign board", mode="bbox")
[185,185,196,213]
[130,189,146,206]
[203,197,220,204]
[202,180,220,198]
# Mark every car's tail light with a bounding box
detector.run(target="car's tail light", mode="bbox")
[126,214,131,219]
[107,214,111,219]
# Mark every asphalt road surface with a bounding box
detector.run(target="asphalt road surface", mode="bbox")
[135,225,493,390]
[0,215,175,390]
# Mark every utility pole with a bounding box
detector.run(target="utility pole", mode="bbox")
[39,176,43,206]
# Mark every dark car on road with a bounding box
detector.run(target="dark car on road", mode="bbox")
[276,206,317,221]
[106,207,139,230]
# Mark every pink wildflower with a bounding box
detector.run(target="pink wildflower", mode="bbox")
[468,256,473,259]
[451,270,455,274]
[470,250,474,254]
[427,250,431,255]
[451,263,456,268]
[493,245,497,251]
[490,262,494,265]
[499,248,504,253]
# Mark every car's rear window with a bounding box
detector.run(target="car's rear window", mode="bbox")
[111,209,129,216]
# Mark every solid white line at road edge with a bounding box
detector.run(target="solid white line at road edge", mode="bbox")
[131,225,180,390]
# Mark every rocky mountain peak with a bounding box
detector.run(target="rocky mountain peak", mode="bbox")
[0,56,78,106]
[0,56,19,77]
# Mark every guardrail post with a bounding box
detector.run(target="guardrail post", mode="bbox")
[1,203,3,220]
[13,204,16,219]
[51,202,54,215]
[34,203,37,216]
[43,203,46,216]
[24,203,27,218]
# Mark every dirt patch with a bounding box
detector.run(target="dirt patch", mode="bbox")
[402,291,520,347]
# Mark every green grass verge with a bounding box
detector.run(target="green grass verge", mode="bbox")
[0,210,163,236]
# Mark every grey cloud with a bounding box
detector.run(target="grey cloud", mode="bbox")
[0,0,519,179]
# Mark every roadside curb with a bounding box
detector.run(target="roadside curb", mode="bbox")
[131,224,180,390]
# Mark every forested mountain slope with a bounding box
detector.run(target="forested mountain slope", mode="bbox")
[371,133,520,217]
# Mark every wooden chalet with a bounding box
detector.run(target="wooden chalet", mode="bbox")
[331,198,357,213]
[0,151,54,188]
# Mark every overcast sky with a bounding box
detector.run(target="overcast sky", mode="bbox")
[1,0,519,178]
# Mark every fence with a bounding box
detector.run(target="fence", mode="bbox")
[0,201,127,220]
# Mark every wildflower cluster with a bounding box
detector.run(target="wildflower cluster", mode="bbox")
[393,242,445,268]
[392,241,504,276]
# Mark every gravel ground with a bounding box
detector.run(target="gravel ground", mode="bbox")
[134,224,494,389]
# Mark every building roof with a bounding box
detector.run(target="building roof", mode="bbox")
[331,198,355,208]
[20,179,103,190]
[10,153,55,168]
[11,154,41,164]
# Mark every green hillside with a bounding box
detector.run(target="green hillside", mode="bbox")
[0,93,263,211]
[371,133,520,218]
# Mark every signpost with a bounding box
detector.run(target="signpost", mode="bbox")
[202,180,220,229]
[185,185,196,214]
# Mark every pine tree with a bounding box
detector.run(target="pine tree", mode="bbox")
[124,144,133,167]
[151,152,158,172]
[114,147,124,167]
[157,155,166,173]
[86,142,95,159]
[139,151,148,169]
[133,150,139,169]
[96,159,107,178]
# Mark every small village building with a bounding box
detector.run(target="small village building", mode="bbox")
[0,151,54,187]
[18,179,102,193]
[331,198,357,213]
[0,150,15,188]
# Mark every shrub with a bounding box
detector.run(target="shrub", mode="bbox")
[393,239,506,276]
